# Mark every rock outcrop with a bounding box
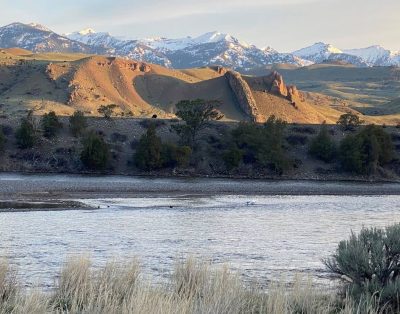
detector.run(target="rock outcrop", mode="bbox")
[246,70,304,105]
[225,71,264,123]
[286,85,300,102]
[96,57,151,73]
[268,71,287,97]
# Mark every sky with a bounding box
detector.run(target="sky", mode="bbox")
[1,0,399,52]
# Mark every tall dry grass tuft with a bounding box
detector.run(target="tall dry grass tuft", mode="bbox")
[12,290,49,314]
[173,258,253,313]
[52,256,140,313]
[0,260,19,314]
[0,257,385,314]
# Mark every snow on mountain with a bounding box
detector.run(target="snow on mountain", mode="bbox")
[192,31,249,47]
[293,42,400,67]
[78,28,96,35]
[293,42,343,63]
[66,29,122,49]
[140,36,195,52]
[28,23,52,32]
[344,45,400,66]
[0,22,101,54]
[138,31,250,52]
[64,28,309,69]
[325,53,369,67]
[67,30,247,52]
[1,22,399,69]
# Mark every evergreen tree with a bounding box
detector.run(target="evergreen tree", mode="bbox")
[80,132,110,170]
[134,124,163,171]
[15,112,36,149]
[309,124,336,162]
[69,111,87,137]
[41,111,62,138]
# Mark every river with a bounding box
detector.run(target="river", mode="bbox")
[0,174,399,288]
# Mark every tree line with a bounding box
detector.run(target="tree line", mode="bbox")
[0,102,396,176]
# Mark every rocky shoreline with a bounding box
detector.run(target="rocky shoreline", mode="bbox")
[1,173,399,207]
[0,199,91,212]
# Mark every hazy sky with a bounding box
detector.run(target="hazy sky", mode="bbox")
[1,0,399,52]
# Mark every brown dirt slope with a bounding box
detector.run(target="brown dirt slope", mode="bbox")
[134,72,245,121]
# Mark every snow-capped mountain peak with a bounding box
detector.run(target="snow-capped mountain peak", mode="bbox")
[78,28,96,35]
[293,42,343,62]
[65,29,117,48]
[0,22,97,54]
[28,23,52,32]
[344,45,400,66]
[194,31,233,44]
[138,31,248,52]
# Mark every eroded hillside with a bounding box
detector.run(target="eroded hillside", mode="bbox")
[0,49,398,124]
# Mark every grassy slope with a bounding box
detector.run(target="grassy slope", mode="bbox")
[268,64,400,116]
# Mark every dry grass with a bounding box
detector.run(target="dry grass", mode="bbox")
[0,257,383,314]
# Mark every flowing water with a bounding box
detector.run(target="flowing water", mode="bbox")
[0,174,400,288]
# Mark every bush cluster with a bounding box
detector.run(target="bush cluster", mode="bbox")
[134,124,191,171]
[339,125,393,174]
[5,103,398,178]
[225,116,290,174]
[307,123,394,175]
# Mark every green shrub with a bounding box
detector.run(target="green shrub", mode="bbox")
[222,147,243,171]
[41,111,62,138]
[231,116,289,174]
[135,124,192,171]
[80,132,110,170]
[161,143,192,168]
[15,113,36,149]
[325,223,400,312]
[134,124,163,171]
[309,124,336,162]
[337,113,364,131]
[339,125,393,174]
[69,111,87,137]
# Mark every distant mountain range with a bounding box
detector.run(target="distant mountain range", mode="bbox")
[293,42,400,67]
[0,22,399,70]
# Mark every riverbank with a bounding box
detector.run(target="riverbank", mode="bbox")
[0,173,399,212]
[0,173,400,203]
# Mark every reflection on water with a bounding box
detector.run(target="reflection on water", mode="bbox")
[1,194,400,287]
